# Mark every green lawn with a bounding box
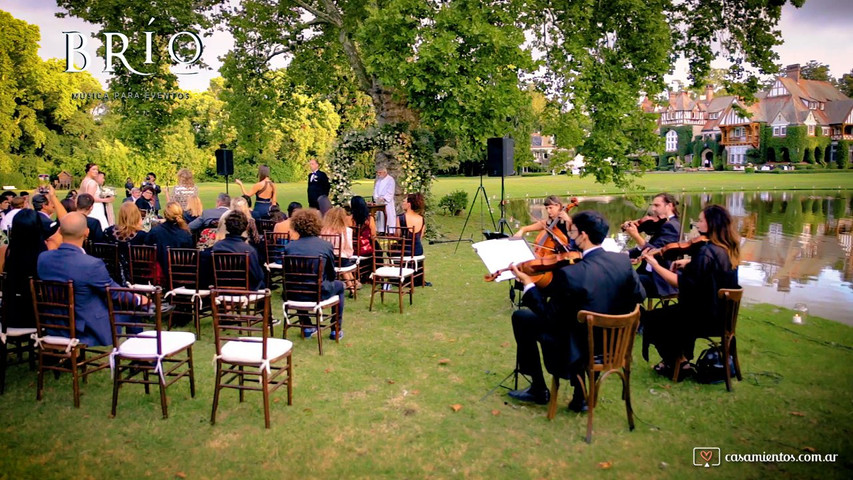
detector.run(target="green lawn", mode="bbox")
[3,171,850,478]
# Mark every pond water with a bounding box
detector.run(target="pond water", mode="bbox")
[507,190,853,325]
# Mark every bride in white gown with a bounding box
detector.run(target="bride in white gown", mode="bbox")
[79,163,115,229]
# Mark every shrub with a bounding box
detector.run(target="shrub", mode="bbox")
[744,167,755,173]
[438,190,469,216]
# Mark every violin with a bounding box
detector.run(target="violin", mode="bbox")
[484,251,583,288]
[533,197,579,257]
[652,235,709,260]
[621,215,666,235]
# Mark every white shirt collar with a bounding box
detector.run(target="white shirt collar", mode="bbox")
[581,245,602,258]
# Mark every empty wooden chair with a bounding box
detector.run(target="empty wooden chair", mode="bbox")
[30,279,110,407]
[106,286,196,418]
[281,255,341,355]
[210,289,293,429]
[166,247,211,338]
[547,305,641,443]
[128,244,160,288]
[369,233,415,314]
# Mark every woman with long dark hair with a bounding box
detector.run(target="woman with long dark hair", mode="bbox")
[640,204,740,379]
[4,211,50,327]
[235,165,277,220]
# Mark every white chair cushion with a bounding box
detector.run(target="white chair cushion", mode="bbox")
[117,331,196,358]
[127,283,158,292]
[402,255,426,262]
[168,287,210,297]
[220,337,293,364]
[265,262,282,270]
[283,296,340,310]
[373,266,415,278]
[40,335,78,347]
[214,293,267,305]
[335,265,358,274]
[3,327,37,338]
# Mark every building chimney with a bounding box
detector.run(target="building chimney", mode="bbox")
[669,90,676,104]
[705,85,714,102]
[786,64,801,83]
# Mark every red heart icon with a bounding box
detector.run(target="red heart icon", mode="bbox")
[700,450,713,462]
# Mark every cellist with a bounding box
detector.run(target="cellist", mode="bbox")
[623,192,681,299]
[512,195,574,254]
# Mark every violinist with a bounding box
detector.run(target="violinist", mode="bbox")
[624,192,681,298]
[512,195,573,253]
[639,205,740,379]
[508,211,646,410]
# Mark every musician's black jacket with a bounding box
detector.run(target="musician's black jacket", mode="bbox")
[629,215,680,297]
[520,247,646,378]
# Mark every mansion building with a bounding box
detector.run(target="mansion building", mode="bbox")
[648,64,853,169]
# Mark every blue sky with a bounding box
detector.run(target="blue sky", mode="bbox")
[4,0,852,92]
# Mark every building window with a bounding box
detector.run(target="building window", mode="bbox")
[734,127,745,138]
[822,127,830,136]
[808,125,815,136]
[773,126,780,136]
[665,130,678,152]
[780,126,786,136]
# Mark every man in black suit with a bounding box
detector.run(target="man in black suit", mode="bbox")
[211,210,266,290]
[189,193,230,232]
[76,193,105,243]
[306,158,330,209]
[283,208,345,339]
[624,192,680,298]
[508,211,645,408]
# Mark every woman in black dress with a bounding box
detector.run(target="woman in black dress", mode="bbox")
[640,204,740,378]
[145,202,193,284]
[104,202,149,285]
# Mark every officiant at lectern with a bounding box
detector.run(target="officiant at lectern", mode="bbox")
[372,164,396,233]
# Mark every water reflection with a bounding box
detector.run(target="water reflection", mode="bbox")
[510,191,853,324]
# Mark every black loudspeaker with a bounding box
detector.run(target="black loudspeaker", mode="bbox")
[487,137,514,177]
[215,149,234,176]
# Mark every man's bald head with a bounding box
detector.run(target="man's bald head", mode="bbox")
[60,212,89,242]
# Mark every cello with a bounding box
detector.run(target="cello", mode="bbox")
[532,197,579,257]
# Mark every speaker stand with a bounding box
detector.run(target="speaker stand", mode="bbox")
[454,174,497,252]
[224,174,230,196]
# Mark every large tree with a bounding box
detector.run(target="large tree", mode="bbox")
[210,0,800,187]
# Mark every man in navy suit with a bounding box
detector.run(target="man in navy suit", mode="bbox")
[188,193,230,232]
[306,158,330,209]
[211,210,266,291]
[508,211,645,409]
[283,208,345,339]
[624,192,681,298]
[36,213,148,347]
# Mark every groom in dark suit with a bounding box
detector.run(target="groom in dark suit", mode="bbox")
[37,213,148,346]
[306,158,330,209]
[508,211,645,409]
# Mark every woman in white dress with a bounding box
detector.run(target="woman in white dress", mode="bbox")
[79,163,115,230]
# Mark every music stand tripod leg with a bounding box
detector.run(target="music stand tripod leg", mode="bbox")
[454,175,498,252]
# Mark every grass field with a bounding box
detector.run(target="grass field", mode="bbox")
[2,171,850,478]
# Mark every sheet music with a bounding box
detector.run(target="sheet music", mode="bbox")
[472,238,536,282]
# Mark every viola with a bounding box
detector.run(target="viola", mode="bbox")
[652,235,709,260]
[484,251,583,288]
[621,216,666,235]
[532,197,579,257]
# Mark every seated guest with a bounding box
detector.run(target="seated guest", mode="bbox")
[268,204,286,223]
[65,189,78,202]
[640,205,740,378]
[183,195,203,224]
[0,191,16,215]
[283,209,346,339]
[189,192,230,233]
[60,198,77,213]
[123,187,141,204]
[211,210,266,291]
[136,186,156,215]
[104,202,149,285]
[76,193,106,243]
[396,193,426,285]
[215,197,259,245]
[144,202,193,282]
[350,196,376,256]
[274,201,302,239]
[508,211,645,409]
[37,213,148,346]
[317,195,332,217]
[321,206,356,289]
[0,196,27,232]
